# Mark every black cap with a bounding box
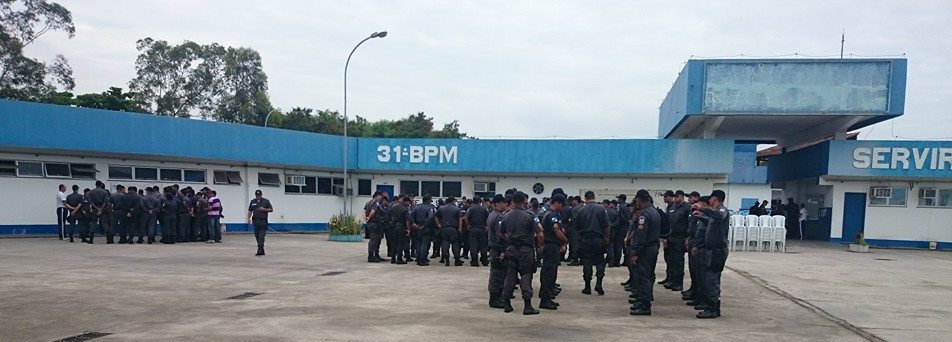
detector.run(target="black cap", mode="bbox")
[636,189,650,198]
[663,190,675,197]
[601,199,610,204]
[255,189,263,195]
[689,191,701,198]
[491,194,505,204]
[675,190,685,196]
[550,194,566,205]
[551,188,565,197]
[699,196,711,204]
[710,190,726,202]
[584,190,595,199]
[616,194,627,201]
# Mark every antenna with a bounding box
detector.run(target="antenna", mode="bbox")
[840,30,845,59]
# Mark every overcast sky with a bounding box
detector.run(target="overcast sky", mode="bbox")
[27,0,952,140]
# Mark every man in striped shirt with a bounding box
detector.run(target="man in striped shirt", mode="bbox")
[206,190,223,243]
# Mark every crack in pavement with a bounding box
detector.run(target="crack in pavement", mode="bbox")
[726,266,886,342]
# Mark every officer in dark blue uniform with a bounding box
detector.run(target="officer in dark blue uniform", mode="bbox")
[411,195,437,266]
[692,191,730,319]
[538,194,567,310]
[682,191,703,301]
[160,187,179,244]
[628,190,661,316]
[435,197,463,267]
[614,194,631,267]
[387,196,412,264]
[486,194,508,309]
[247,189,273,256]
[367,196,390,262]
[664,190,691,291]
[498,191,542,315]
[575,191,610,296]
[463,197,491,266]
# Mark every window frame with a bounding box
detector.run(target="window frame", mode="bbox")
[918,188,952,209]
[868,186,908,207]
[0,160,16,177]
[69,163,98,179]
[183,169,206,183]
[442,181,462,198]
[44,162,71,178]
[108,165,134,180]
[357,179,372,196]
[258,172,282,187]
[134,167,158,181]
[159,168,183,182]
[16,161,44,178]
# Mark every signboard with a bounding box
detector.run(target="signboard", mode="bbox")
[828,140,952,178]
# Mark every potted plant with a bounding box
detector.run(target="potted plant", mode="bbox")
[849,232,870,253]
[328,212,364,242]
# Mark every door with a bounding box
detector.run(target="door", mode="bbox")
[842,192,867,243]
[376,185,394,201]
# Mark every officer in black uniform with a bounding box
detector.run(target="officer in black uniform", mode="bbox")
[628,190,661,316]
[682,191,703,301]
[64,185,83,243]
[388,196,412,264]
[247,189,273,256]
[575,191,611,296]
[435,197,463,267]
[499,191,542,315]
[117,186,142,245]
[565,196,582,265]
[463,197,490,266]
[664,190,691,291]
[141,186,161,244]
[538,194,567,310]
[411,195,437,266]
[365,192,384,262]
[604,199,620,267]
[108,185,125,243]
[368,196,390,262]
[486,194,508,309]
[692,191,730,319]
[160,187,179,244]
[193,191,209,243]
[78,188,95,243]
[658,190,675,286]
[614,194,631,267]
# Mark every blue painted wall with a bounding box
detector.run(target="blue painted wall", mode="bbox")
[659,58,907,138]
[358,138,734,175]
[827,140,952,178]
[729,144,767,184]
[767,142,831,182]
[0,100,358,170]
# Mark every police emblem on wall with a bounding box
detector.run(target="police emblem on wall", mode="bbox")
[532,183,544,195]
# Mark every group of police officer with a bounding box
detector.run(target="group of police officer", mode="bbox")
[362,186,731,318]
[58,181,225,246]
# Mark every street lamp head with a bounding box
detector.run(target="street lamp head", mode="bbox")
[372,31,388,38]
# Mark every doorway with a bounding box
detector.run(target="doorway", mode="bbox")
[842,192,867,243]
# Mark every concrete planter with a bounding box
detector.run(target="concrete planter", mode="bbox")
[848,243,869,253]
[328,234,363,242]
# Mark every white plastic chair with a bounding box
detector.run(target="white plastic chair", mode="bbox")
[773,228,787,252]
[731,224,747,251]
[745,227,761,252]
[760,226,774,252]
[771,215,786,229]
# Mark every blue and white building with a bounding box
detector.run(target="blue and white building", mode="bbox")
[1,58,948,249]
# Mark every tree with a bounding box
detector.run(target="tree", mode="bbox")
[0,0,75,101]
[49,87,147,112]
[273,108,467,139]
[210,46,270,124]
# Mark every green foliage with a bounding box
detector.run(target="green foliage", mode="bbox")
[274,110,468,139]
[328,212,363,235]
[0,0,75,102]
[48,87,147,112]
[855,232,868,246]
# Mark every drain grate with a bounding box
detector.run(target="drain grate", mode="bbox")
[226,292,263,300]
[321,271,346,276]
[54,332,112,342]
[874,258,896,261]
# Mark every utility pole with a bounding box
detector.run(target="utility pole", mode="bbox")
[840,31,845,59]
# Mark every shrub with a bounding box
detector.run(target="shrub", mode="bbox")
[329,212,363,235]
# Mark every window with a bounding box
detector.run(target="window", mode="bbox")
[17,161,43,177]
[474,181,496,199]
[45,162,71,178]
[70,164,97,179]
[869,186,907,207]
[317,177,333,194]
[109,165,133,180]
[285,176,316,194]
[160,168,183,182]
[0,160,16,176]
[919,188,952,208]
[401,180,419,197]
[135,167,157,180]
[358,179,372,196]
[213,170,242,185]
[258,172,281,187]
[442,181,462,197]
[184,170,206,183]
[421,181,441,197]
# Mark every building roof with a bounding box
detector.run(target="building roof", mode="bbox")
[757,132,860,158]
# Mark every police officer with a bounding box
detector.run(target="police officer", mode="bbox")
[463,197,490,266]
[117,186,142,244]
[365,192,384,262]
[691,191,730,319]
[627,190,661,316]
[486,194,508,309]
[368,196,390,262]
[658,190,675,286]
[387,196,412,264]
[604,199,620,267]
[575,191,610,296]
[566,196,582,266]
[663,190,691,291]
[412,195,437,266]
[105,184,123,243]
[78,188,95,244]
[498,191,542,315]
[247,189,273,256]
[435,197,463,267]
[160,187,179,244]
[614,194,631,267]
[193,190,209,243]
[538,194,568,310]
[140,187,161,244]
[682,191,703,301]
[63,185,83,243]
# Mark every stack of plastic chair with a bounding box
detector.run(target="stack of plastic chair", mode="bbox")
[730,215,747,251]
[771,216,787,252]
[759,216,774,251]
[745,214,761,252]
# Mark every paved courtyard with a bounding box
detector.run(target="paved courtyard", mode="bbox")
[0,234,949,341]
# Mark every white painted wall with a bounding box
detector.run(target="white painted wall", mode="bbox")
[823,179,952,243]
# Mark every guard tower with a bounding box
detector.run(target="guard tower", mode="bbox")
[659,59,907,147]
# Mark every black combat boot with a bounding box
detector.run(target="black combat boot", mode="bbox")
[368,253,377,263]
[595,278,605,295]
[658,278,669,285]
[630,303,651,316]
[490,293,506,309]
[255,247,265,256]
[697,300,720,319]
[106,236,114,244]
[148,237,155,244]
[68,236,74,243]
[503,299,514,313]
[523,299,539,315]
[693,300,710,311]
[470,259,479,267]
[567,259,580,266]
[443,258,450,267]
[621,278,632,286]
[396,255,407,264]
[481,256,489,266]
[539,299,557,310]
[118,237,127,244]
[582,280,592,295]
[136,237,144,244]
[454,258,464,267]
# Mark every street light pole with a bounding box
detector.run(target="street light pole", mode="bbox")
[264,109,278,127]
[343,31,387,215]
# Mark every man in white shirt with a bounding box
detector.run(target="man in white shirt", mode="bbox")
[56,184,68,240]
[798,204,807,240]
